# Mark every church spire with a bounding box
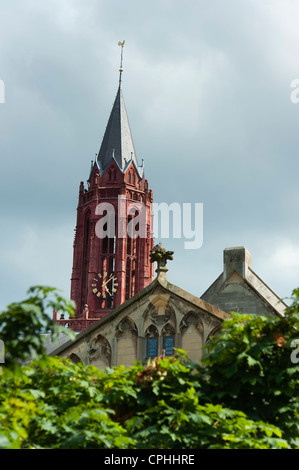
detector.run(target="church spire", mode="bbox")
[97,41,139,174]
[65,45,154,330]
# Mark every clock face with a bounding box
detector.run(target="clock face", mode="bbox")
[92,272,118,298]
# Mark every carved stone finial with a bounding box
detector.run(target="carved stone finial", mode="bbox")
[150,243,174,279]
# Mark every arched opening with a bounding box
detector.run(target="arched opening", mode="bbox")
[100,209,116,309]
[145,325,159,359]
[115,318,138,367]
[89,334,111,370]
[162,323,175,356]
[69,353,82,364]
[125,210,139,300]
[81,210,91,311]
[180,312,204,362]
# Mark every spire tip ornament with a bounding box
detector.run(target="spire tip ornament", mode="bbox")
[118,40,125,84]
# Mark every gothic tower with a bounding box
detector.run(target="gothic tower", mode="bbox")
[62,62,154,331]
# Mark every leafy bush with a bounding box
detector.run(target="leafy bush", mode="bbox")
[0,286,75,367]
[0,286,298,449]
[199,288,299,447]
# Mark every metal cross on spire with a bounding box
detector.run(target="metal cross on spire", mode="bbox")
[118,40,125,85]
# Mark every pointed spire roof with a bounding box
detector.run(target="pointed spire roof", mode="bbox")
[97,84,139,174]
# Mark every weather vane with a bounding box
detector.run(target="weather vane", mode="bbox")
[118,40,125,84]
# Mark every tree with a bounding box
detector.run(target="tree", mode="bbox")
[199,288,299,447]
[0,286,75,368]
[0,286,298,449]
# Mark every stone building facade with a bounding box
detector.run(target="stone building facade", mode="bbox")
[50,246,287,369]
[51,259,230,368]
[201,246,286,318]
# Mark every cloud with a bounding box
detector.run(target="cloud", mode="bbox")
[0,219,73,311]
[271,239,299,270]
[0,0,298,311]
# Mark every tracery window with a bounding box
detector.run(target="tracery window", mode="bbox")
[145,323,175,359]
[147,337,158,358]
[145,325,159,359]
[162,335,174,356]
[162,323,175,356]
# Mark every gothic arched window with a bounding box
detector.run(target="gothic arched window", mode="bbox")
[69,353,82,364]
[145,325,159,359]
[162,323,175,356]
[115,317,138,368]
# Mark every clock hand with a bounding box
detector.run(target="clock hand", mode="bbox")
[103,274,117,296]
[102,273,114,287]
[104,285,112,296]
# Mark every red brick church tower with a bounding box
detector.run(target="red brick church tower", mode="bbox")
[55,47,154,331]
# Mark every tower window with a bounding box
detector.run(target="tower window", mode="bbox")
[81,213,91,310]
[127,216,132,254]
[128,170,135,185]
[125,258,131,300]
[108,168,116,182]
[109,236,115,254]
[102,236,108,253]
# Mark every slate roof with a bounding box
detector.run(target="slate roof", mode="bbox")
[97,84,139,174]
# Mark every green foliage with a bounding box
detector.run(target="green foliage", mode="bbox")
[0,354,290,449]
[0,358,134,449]
[0,286,298,449]
[126,355,289,449]
[199,288,299,447]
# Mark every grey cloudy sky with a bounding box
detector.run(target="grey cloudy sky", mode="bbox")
[0,0,298,312]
